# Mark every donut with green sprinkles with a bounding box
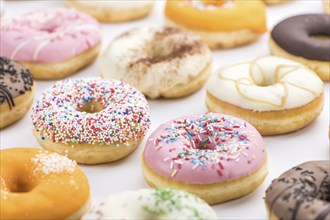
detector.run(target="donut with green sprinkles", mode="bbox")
[82,188,217,219]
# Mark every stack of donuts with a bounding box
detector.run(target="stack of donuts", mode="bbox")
[1,1,329,219]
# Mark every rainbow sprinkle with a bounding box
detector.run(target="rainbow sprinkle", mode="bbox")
[153,113,256,174]
[32,78,150,146]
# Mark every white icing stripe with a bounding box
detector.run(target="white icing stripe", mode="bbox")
[10,34,53,60]
[33,40,50,61]
[206,56,323,111]
[10,39,33,60]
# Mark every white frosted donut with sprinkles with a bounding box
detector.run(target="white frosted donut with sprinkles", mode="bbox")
[83,188,217,219]
[32,78,150,164]
[142,113,268,204]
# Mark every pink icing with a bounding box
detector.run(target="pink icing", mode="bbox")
[144,113,267,184]
[0,8,101,63]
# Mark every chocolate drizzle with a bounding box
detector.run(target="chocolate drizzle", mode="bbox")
[265,161,330,220]
[0,57,34,110]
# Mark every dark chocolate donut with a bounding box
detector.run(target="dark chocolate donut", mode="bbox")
[265,161,330,220]
[271,14,330,61]
[0,57,34,110]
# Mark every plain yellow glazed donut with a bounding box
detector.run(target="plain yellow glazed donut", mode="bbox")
[165,0,267,49]
[0,57,35,129]
[0,148,90,219]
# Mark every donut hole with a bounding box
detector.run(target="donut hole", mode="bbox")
[145,32,193,63]
[4,176,37,193]
[250,64,276,87]
[147,41,177,63]
[310,35,330,41]
[192,136,217,150]
[79,98,104,113]
[201,0,226,6]
[256,80,274,87]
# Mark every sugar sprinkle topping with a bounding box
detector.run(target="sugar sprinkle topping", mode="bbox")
[152,113,260,175]
[32,78,151,146]
[31,152,77,174]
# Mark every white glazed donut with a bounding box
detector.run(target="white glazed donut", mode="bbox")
[100,26,212,99]
[206,56,324,135]
[66,0,154,22]
[31,78,151,164]
[82,188,217,219]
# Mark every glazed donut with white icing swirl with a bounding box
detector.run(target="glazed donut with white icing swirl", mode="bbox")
[31,78,150,164]
[206,56,324,135]
[100,26,212,99]
[83,188,217,219]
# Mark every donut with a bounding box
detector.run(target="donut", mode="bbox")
[66,0,154,22]
[164,0,267,49]
[0,148,90,219]
[142,113,268,204]
[270,14,330,81]
[324,0,330,13]
[100,26,212,99]
[264,0,289,5]
[83,188,217,219]
[265,161,330,220]
[0,8,101,80]
[206,56,324,136]
[31,78,151,164]
[0,57,35,129]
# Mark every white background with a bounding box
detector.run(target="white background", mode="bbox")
[1,1,329,219]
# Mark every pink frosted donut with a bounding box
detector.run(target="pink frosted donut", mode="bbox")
[142,113,268,204]
[0,8,101,79]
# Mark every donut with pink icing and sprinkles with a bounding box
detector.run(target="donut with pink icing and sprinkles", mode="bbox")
[32,78,150,164]
[142,113,268,204]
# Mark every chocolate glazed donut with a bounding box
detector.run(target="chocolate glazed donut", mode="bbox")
[0,57,34,110]
[265,161,330,220]
[271,14,330,61]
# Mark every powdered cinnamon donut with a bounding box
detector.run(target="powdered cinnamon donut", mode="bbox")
[100,26,212,99]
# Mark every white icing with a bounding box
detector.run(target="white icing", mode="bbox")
[82,188,217,219]
[100,26,211,98]
[73,0,154,10]
[206,56,323,111]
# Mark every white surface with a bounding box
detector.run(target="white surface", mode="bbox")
[1,1,329,219]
